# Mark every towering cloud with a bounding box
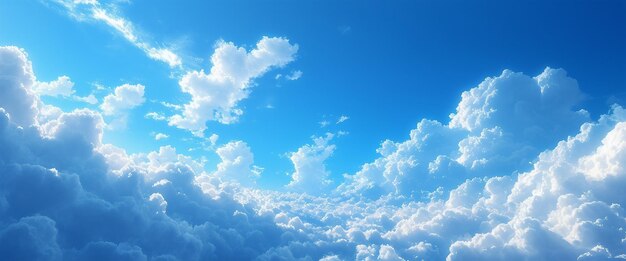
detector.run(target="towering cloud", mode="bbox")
[0,46,39,127]
[339,68,590,199]
[287,133,336,195]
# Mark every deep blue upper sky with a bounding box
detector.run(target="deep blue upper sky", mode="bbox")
[1,0,625,189]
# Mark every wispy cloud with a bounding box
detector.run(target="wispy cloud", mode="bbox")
[53,0,182,68]
[336,115,349,124]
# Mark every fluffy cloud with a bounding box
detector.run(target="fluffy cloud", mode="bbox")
[2,44,625,260]
[33,75,75,97]
[0,47,293,260]
[74,94,98,104]
[212,141,261,186]
[286,70,303,81]
[168,37,298,136]
[287,133,335,195]
[154,133,168,140]
[339,68,590,198]
[0,46,39,127]
[100,84,145,115]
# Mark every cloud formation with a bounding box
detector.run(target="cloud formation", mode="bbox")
[339,68,590,198]
[33,75,75,97]
[53,0,182,68]
[287,133,335,195]
[1,44,625,260]
[168,36,298,136]
[212,141,261,186]
[100,84,145,116]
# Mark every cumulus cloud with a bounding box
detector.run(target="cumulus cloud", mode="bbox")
[33,75,75,97]
[74,94,98,104]
[154,133,168,140]
[100,84,145,115]
[168,36,298,136]
[211,141,261,186]
[0,47,291,259]
[287,133,335,195]
[3,44,626,260]
[0,46,39,127]
[208,133,219,146]
[339,68,590,198]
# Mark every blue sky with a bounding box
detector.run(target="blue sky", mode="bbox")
[1,0,626,260]
[2,0,625,190]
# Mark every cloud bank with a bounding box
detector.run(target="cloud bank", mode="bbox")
[1,45,624,260]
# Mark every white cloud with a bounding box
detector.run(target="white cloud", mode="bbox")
[208,133,219,146]
[53,0,182,68]
[145,112,166,121]
[287,133,335,195]
[337,115,349,124]
[74,94,98,104]
[0,46,39,127]
[4,44,626,260]
[286,70,302,80]
[33,75,75,97]
[211,141,260,186]
[154,133,169,140]
[160,101,182,111]
[340,68,590,198]
[168,36,298,136]
[100,83,145,115]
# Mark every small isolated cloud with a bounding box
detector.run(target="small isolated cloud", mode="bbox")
[74,94,98,104]
[145,112,166,121]
[168,36,298,136]
[35,75,99,104]
[0,46,40,127]
[100,84,145,115]
[53,0,182,68]
[286,133,335,195]
[33,75,75,97]
[154,133,169,140]
[160,101,182,111]
[319,120,330,128]
[337,115,349,124]
[286,70,303,81]
[208,133,219,146]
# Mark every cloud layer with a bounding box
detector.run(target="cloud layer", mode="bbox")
[1,45,624,260]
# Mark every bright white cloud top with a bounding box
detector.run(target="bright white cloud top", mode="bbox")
[100,84,145,116]
[1,43,624,260]
[169,36,298,136]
